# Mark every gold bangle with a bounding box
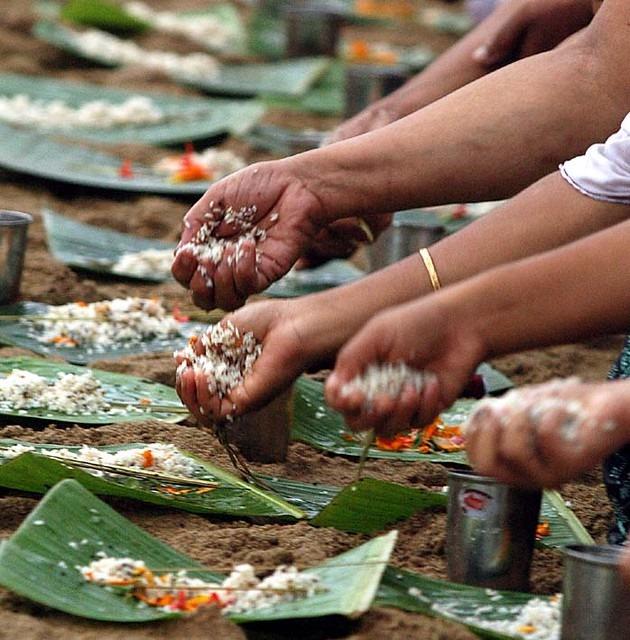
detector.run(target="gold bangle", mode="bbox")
[418,247,441,292]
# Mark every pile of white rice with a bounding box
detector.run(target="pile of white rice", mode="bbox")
[111,249,174,279]
[340,363,436,406]
[24,298,183,352]
[125,1,238,51]
[175,321,262,401]
[0,94,164,129]
[0,369,109,414]
[69,27,219,80]
[153,148,246,180]
[176,201,277,289]
[0,442,198,476]
[81,554,322,614]
[430,595,561,640]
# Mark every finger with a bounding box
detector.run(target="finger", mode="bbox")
[172,250,198,286]
[178,367,204,424]
[233,239,259,300]
[194,368,215,425]
[212,255,244,311]
[472,6,527,67]
[385,385,422,435]
[619,546,630,587]
[190,268,215,310]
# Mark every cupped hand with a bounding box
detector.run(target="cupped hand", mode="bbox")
[324,296,486,438]
[172,159,326,311]
[175,298,333,423]
[473,0,593,68]
[465,378,630,488]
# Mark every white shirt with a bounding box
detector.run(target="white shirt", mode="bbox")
[561,112,630,205]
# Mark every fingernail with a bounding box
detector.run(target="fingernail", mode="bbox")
[472,45,489,63]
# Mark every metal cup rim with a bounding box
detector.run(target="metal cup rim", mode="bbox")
[0,210,33,227]
[446,469,501,485]
[564,544,622,567]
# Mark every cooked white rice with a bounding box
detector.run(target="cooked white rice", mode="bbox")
[176,202,277,289]
[431,595,561,640]
[24,298,183,352]
[111,249,174,279]
[0,94,164,129]
[0,369,109,414]
[340,362,435,406]
[175,320,262,401]
[80,555,322,614]
[69,27,219,80]
[125,2,238,51]
[0,442,199,476]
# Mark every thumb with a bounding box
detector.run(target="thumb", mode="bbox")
[473,8,527,67]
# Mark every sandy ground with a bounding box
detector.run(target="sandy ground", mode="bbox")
[0,1,623,638]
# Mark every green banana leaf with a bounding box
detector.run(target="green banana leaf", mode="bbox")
[538,489,594,548]
[60,0,148,33]
[242,122,327,156]
[0,479,396,622]
[0,72,265,145]
[419,9,474,35]
[311,477,447,534]
[35,21,330,98]
[0,440,303,520]
[291,376,472,464]
[41,209,178,281]
[376,566,551,640]
[0,123,211,196]
[0,356,186,423]
[261,60,345,116]
[266,260,365,297]
[0,301,206,365]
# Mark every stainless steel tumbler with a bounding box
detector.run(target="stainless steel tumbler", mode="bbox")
[344,63,410,119]
[0,210,32,304]
[446,470,542,591]
[366,210,445,271]
[561,544,630,640]
[285,4,345,57]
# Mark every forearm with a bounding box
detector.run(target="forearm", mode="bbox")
[295,173,630,355]
[362,15,500,120]
[296,1,630,222]
[445,212,630,358]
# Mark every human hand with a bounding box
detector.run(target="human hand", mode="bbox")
[466,378,630,488]
[175,296,347,423]
[472,0,593,67]
[295,213,393,270]
[324,296,486,437]
[171,159,326,311]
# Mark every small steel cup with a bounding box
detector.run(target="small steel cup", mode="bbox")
[0,210,32,305]
[561,545,630,640]
[366,210,445,271]
[344,63,410,119]
[285,4,345,57]
[446,470,542,591]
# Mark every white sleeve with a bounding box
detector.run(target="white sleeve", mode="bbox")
[560,112,630,205]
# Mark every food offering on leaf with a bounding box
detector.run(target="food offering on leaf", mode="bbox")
[124,2,240,52]
[153,143,245,184]
[0,442,199,476]
[22,298,184,353]
[111,249,174,279]
[66,26,220,80]
[0,94,164,130]
[345,417,465,454]
[344,39,400,65]
[80,555,323,615]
